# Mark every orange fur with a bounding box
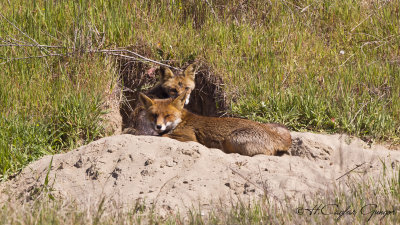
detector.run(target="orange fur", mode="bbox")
[140,92,292,156]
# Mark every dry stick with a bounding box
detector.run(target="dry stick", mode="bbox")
[339,53,355,67]
[229,167,262,190]
[97,49,183,71]
[351,3,385,32]
[101,52,148,62]
[281,0,302,10]
[1,36,32,45]
[154,175,179,205]
[0,13,54,69]
[204,0,218,21]
[0,53,67,65]
[103,52,174,72]
[230,167,281,202]
[0,42,181,71]
[0,43,65,48]
[349,93,385,126]
[0,12,50,55]
[300,4,311,13]
[336,162,366,180]
[0,51,171,72]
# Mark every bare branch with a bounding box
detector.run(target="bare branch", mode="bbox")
[0,34,181,70]
[96,49,183,71]
[101,52,143,61]
[351,3,386,32]
[0,53,67,65]
[1,36,31,45]
[349,93,386,126]
[336,162,366,180]
[339,53,355,67]
[0,12,50,55]
[204,0,219,21]
[0,43,66,48]
[0,47,181,71]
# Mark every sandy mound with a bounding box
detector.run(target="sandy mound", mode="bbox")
[1,132,399,216]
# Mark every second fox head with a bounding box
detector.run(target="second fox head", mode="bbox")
[159,63,196,105]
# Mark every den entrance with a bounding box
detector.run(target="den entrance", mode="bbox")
[116,48,229,132]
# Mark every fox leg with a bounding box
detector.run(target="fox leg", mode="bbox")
[162,131,197,143]
[122,127,138,135]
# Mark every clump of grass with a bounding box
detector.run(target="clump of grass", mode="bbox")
[49,93,106,150]
[0,1,116,179]
[0,117,53,180]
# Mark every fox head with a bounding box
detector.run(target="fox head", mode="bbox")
[139,91,188,134]
[159,63,196,105]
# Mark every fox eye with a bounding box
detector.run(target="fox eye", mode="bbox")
[185,87,190,90]
[165,114,171,118]
[151,114,158,119]
[170,89,178,94]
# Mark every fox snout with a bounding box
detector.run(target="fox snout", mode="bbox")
[155,124,165,132]
[154,116,167,133]
[154,119,176,134]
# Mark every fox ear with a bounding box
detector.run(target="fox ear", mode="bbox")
[159,66,175,81]
[172,91,188,110]
[139,93,154,109]
[184,63,197,80]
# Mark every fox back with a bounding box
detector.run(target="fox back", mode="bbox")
[139,92,292,156]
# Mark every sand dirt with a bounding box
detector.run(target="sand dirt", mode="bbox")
[1,132,399,216]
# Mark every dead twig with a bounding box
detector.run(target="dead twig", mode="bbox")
[0,43,66,48]
[154,175,179,205]
[229,167,262,190]
[0,37,181,70]
[349,93,385,125]
[339,53,355,67]
[351,3,387,32]
[0,53,67,65]
[0,12,50,55]
[229,166,281,201]
[204,0,218,21]
[336,162,366,180]
[96,49,183,71]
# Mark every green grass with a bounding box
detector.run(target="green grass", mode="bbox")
[8,0,399,142]
[0,0,118,179]
[0,0,399,214]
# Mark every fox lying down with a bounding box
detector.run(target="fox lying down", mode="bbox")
[139,91,292,156]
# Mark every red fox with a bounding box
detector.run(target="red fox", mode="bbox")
[139,91,292,156]
[146,63,196,104]
[123,63,197,135]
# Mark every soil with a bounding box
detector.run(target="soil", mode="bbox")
[1,132,399,217]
